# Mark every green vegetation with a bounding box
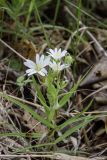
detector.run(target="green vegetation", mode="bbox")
[0,0,107,159]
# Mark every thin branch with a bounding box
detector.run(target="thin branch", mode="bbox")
[77,85,107,107]
[0,91,43,111]
[0,153,92,160]
[0,154,54,158]
[0,39,27,61]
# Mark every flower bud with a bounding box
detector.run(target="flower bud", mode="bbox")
[64,55,74,65]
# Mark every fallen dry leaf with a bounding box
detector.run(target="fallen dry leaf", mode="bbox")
[80,56,107,87]
[23,111,47,133]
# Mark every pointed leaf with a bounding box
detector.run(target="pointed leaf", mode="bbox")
[0,92,54,129]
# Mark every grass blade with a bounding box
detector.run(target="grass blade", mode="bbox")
[58,83,79,109]
[25,0,34,27]
[55,116,94,144]
[59,100,93,130]
[34,1,51,47]
[0,92,54,129]
[32,76,50,114]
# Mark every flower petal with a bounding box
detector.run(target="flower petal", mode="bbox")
[49,61,55,68]
[28,71,37,76]
[58,48,61,53]
[26,68,35,73]
[43,57,50,67]
[26,69,37,76]
[41,68,47,74]
[36,54,40,64]
[55,48,57,53]
[61,64,69,70]
[40,55,44,64]
[49,49,54,54]
[24,60,35,68]
[38,71,46,76]
[62,50,67,56]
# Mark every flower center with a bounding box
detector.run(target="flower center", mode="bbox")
[35,64,42,71]
[56,52,60,57]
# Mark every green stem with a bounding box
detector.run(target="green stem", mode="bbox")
[25,0,34,27]
[53,0,60,26]
[34,2,51,47]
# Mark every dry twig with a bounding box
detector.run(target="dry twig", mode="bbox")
[0,39,26,61]
[64,6,107,57]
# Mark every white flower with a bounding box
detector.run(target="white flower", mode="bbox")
[49,61,69,72]
[24,54,50,76]
[47,48,67,60]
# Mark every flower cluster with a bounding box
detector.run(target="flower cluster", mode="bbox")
[24,48,69,77]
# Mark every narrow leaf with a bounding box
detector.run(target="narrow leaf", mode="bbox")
[59,100,93,130]
[55,116,94,144]
[32,76,50,113]
[59,83,78,109]
[0,92,54,129]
